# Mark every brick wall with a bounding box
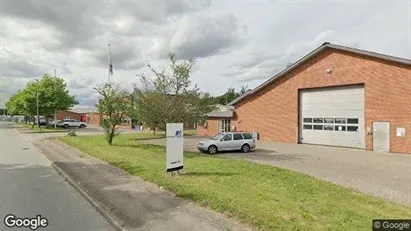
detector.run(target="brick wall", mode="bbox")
[87,113,101,126]
[86,113,132,130]
[56,111,82,121]
[197,119,220,137]
[229,48,411,153]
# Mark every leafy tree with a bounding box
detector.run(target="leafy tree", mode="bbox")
[239,85,251,95]
[39,75,78,124]
[135,53,215,133]
[5,74,77,127]
[212,85,251,105]
[0,108,7,115]
[95,83,133,145]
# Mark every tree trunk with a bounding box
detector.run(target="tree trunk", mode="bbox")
[108,135,113,145]
[108,124,116,145]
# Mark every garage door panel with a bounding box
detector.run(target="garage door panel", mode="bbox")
[299,85,365,149]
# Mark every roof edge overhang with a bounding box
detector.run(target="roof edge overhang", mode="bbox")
[228,42,411,106]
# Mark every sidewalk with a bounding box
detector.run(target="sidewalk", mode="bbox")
[33,140,247,231]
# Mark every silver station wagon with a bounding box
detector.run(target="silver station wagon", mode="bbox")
[197,132,256,154]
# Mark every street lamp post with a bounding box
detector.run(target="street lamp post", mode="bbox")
[35,79,39,128]
[54,70,57,129]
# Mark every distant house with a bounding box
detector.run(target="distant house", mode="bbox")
[56,107,134,130]
[56,107,97,123]
[196,104,235,136]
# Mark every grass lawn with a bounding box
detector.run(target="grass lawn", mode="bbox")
[135,129,197,140]
[59,133,411,230]
[22,124,66,133]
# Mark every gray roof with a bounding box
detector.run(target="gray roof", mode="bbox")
[229,42,411,106]
[207,111,234,118]
[207,104,235,118]
[67,107,97,114]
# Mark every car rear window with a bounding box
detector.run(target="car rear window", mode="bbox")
[233,133,243,140]
[242,133,253,139]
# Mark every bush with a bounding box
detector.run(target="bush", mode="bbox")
[66,130,77,136]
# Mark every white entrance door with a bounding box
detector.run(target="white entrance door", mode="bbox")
[373,122,390,152]
[299,85,365,149]
[219,119,231,133]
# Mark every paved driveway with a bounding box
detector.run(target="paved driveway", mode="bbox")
[143,137,411,207]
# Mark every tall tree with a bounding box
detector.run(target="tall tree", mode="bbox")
[39,75,78,120]
[6,74,77,127]
[95,83,133,145]
[239,85,251,95]
[213,85,251,105]
[135,53,215,132]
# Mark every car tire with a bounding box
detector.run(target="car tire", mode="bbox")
[63,124,69,129]
[241,144,250,153]
[208,145,218,154]
[79,124,85,128]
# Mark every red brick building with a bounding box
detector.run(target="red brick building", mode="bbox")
[198,43,411,154]
[56,108,133,130]
[197,105,235,137]
[56,108,96,122]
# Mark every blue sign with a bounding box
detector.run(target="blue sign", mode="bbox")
[175,130,182,138]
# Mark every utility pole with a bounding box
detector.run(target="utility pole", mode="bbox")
[54,70,57,129]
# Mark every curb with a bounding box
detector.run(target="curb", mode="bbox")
[31,141,126,231]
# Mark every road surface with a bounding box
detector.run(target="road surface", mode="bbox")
[0,122,114,231]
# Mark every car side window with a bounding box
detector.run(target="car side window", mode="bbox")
[242,133,253,139]
[221,134,232,141]
[233,133,243,140]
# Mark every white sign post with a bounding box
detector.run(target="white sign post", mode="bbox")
[166,123,184,175]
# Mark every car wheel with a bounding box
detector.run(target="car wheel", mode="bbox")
[241,144,250,153]
[63,124,69,129]
[208,145,218,154]
[79,124,85,128]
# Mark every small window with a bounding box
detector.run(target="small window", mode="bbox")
[324,125,334,131]
[335,125,346,131]
[313,125,323,130]
[347,126,359,132]
[313,118,323,123]
[242,133,253,139]
[221,134,232,141]
[303,125,312,130]
[335,118,346,124]
[347,118,359,124]
[303,118,312,123]
[324,118,334,123]
[233,133,243,140]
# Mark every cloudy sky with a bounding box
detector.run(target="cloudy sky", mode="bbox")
[1,0,410,107]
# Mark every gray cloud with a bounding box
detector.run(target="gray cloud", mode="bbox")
[1,48,46,78]
[0,0,212,71]
[152,11,246,59]
[67,77,94,90]
[1,1,409,105]
[225,30,337,82]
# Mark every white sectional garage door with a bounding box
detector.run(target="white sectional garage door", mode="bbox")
[299,85,365,149]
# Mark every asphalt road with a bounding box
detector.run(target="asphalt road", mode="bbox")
[0,122,115,231]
